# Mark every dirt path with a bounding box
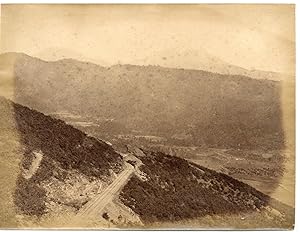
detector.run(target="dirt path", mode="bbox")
[23,150,43,179]
[76,163,135,219]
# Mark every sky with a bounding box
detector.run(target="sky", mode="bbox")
[0,4,295,73]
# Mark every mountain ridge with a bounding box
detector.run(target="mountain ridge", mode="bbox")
[0,52,291,81]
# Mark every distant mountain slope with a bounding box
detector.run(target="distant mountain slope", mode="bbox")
[0,97,123,216]
[120,150,293,227]
[0,52,285,150]
[134,49,291,81]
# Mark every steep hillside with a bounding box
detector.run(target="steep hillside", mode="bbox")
[0,97,123,217]
[0,52,284,150]
[0,97,293,228]
[119,150,293,227]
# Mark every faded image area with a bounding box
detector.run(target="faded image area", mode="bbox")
[0,4,295,229]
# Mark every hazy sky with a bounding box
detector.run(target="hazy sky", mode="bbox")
[0,4,295,73]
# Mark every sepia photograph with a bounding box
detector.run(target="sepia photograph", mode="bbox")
[0,3,296,230]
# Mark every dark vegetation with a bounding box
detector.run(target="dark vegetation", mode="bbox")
[14,177,47,216]
[13,101,123,177]
[120,150,281,224]
[126,160,137,167]
[0,97,123,216]
[102,212,110,220]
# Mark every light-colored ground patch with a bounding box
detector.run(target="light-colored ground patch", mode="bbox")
[145,208,293,230]
[22,150,43,180]
[99,198,143,228]
[42,168,106,216]
[268,150,295,207]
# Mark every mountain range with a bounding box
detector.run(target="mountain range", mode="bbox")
[132,49,292,81]
[0,52,287,150]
